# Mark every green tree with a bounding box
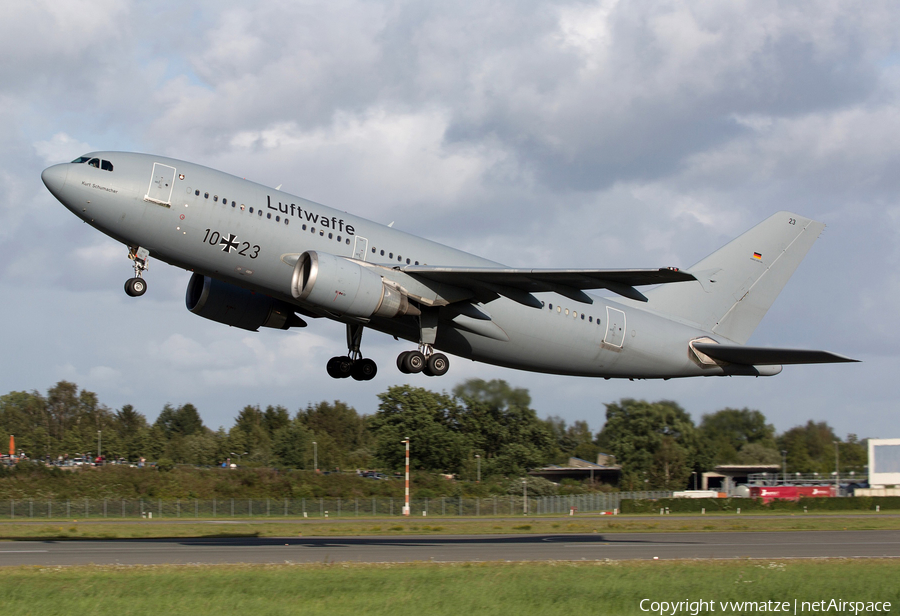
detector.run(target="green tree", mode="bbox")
[697,408,776,466]
[298,401,369,454]
[596,399,697,490]
[778,420,839,474]
[154,403,205,438]
[271,418,312,469]
[369,385,467,473]
[452,379,555,476]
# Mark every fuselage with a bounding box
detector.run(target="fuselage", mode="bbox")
[41,151,746,379]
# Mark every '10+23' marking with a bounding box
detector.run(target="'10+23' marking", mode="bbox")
[202,229,260,258]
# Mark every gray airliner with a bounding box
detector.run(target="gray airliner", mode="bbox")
[41,152,856,381]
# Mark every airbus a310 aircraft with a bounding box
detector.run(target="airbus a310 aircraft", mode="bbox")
[41,152,855,381]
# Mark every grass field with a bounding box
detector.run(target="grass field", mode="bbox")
[0,559,897,615]
[1,511,899,540]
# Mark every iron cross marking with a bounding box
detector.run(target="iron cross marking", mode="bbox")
[219,233,240,253]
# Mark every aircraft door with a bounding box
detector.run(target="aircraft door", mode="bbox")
[145,163,176,206]
[604,307,626,348]
[353,236,368,261]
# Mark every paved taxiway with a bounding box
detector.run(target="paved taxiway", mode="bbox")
[1,530,899,566]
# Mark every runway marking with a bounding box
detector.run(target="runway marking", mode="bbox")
[0,550,49,554]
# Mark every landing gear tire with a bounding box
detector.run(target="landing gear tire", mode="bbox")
[426,353,450,377]
[326,356,354,379]
[397,351,411,374]
[351,358,378,381]
[402,350,426,374]
[124,277,147,297]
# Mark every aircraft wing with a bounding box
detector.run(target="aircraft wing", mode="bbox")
[692,343,859,365]
[402,266,694,305]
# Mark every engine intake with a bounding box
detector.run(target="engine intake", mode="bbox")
[291,251,417,318]
[186,274,306,331]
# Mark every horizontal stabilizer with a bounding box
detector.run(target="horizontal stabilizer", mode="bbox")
[692,343,858,366]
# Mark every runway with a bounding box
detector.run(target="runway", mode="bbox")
[1,530,899,566]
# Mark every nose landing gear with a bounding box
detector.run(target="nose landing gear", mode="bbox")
[124,247,150,297]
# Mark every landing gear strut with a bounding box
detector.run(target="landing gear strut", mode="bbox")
[396,308,450,376]
[326,324,377,381]
[124,247,149,297]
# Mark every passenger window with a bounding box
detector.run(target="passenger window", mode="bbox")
[389,253,393,259]
[276,216,280,222]
[406,258,410,264]
[346,239,350,245]
[311,227,315,233]
[195,190,200,196]
[581,314,585,320]
[380,250,384,256]
[267,213,271,219]
[258,210,263,217]
[319,230,324,236]
[371,247,376,253]
[328,232,332,239]
[204,193,209,199]
[249,207,254,213]
[88,158,100,168]
[337,236,341,242]
[414,261,419,265]
[101,160,113,171]
[284,219,289,225]
[549,303,553,310]
[214,196,218,202]
[302,224,307,230]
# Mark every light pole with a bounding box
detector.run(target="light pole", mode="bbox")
[522,478,528,515]
[781,450,788,485]
[97,430,101,465]
[475,454,481,483]
[230,451,246,464]
[402,438,410,516]
[313,441,317,473]
[691,471,697,491]
[834,441,840,495]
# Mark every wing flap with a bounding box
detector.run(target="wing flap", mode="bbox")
[404,266,694,304]
[692,343,858,365]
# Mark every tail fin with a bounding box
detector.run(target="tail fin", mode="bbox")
[645,212,825,343]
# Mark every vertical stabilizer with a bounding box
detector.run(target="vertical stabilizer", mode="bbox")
[645,212,825,344]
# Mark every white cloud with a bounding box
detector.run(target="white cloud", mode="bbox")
[3,0,900,437]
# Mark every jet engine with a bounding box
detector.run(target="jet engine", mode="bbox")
[291,251,418,318]
[186,273,306,331]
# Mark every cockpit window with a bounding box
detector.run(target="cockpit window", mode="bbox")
[71,156,113,171]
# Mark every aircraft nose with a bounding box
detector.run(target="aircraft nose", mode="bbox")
[41,163,68,197]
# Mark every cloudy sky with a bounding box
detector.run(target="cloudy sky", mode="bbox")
[2,0,898,438]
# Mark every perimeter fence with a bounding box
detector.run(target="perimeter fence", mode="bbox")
[5,491,673,520]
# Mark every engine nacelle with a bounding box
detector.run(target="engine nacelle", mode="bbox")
[186,274,306,331]
[291,251,417,318]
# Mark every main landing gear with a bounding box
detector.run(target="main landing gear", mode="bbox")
[396,308,450,377]
[327,324,378,381]
[124,247,150,297]
[397,347,450,377]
